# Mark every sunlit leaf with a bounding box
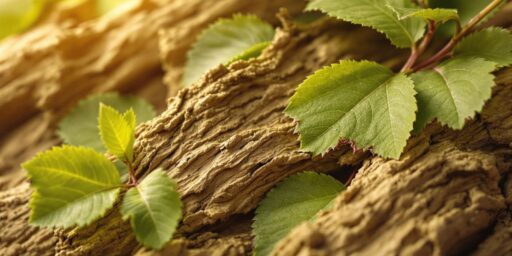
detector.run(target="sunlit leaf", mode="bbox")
[285,60,417,159]
[57,93,155,152]
[23,145,121,228]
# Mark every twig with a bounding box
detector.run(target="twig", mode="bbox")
[401,20,436,73]
[412,0,504,71]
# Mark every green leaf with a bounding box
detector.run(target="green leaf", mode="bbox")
[454,27,512,68]
[411,57,495,131]
[430,0,503,36]
[57,93,155,152]
[285,60,417,159]
[306,0,425,48]
[253,172,344,256]
[22,145,121,228]
[182,14,274,86]
[123,108,136,130]
[0,0,44,39]
[99,103,135,161]
[390,7,459,23]
[226,41,271,65]
[121,169,182,250]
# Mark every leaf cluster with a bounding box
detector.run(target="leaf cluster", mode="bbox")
[286,0,512,159]
[24,102,181,250]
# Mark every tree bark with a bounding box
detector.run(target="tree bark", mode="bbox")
[1,1,512,256]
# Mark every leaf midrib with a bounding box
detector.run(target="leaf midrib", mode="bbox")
[433,66,460,125]
[105,114,128,152]
[34,166,113,187]
[135,185,162,242]
[367,0,414,45]
[308,74,394,150]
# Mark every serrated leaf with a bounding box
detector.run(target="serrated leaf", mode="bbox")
[390,7,458,23]
[0,0,44,39]
[285,60,417,159]
[182,14,274,86]
[411,57,495,132]
[22,145,121,228]
[226,41,271,65]
[430,0,503,36]
[57,93,155,152]
[306,0,425,48]
[454,27,512,68]
[121,169,182,250]
[253,172,344,256]
[123,108,136,130]
[99,103,135,161]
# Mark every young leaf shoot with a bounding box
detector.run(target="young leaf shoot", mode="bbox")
[58,93,155,152]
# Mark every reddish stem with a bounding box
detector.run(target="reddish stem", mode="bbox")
[401,20,436,73]
[412,0,504,71]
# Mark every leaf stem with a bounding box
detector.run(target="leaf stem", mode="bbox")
[412,0,504,71]
[124,156,138,186]
[401,20,436,73]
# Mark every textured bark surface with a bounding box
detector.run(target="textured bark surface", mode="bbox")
[1,1,512,256]
[273,73,512,256]
[0,0,303,190]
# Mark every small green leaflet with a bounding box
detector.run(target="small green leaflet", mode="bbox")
[306,0,425,48]
[390,7,459,23]
[253,172,344,256]
[0,0,44,39]
[99,104,135,162]
[182,14,274,86]
[226,41,271,65]
[285,60,417,159]
[412,57,495,131]
[121,169,182,250]
[57,93,155,152]
[454,27,512,68]
[23,145,121,228]
[430,0,502,36]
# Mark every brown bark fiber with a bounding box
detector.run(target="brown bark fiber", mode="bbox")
[1,0,512,255]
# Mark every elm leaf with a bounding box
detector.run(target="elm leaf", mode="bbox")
[23,145,121,228]
[285,60,417,159]
[411,57,495,132]
[390,7,459,23]
[226,41,271,65]
[430,0,503,36]
[306,0,425,48]
[253,172,344,256]
[121,169,182,250]
[454,27,512,68]
[182,14,274,86]
[57,93,155,153]
[99,103,135,161]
